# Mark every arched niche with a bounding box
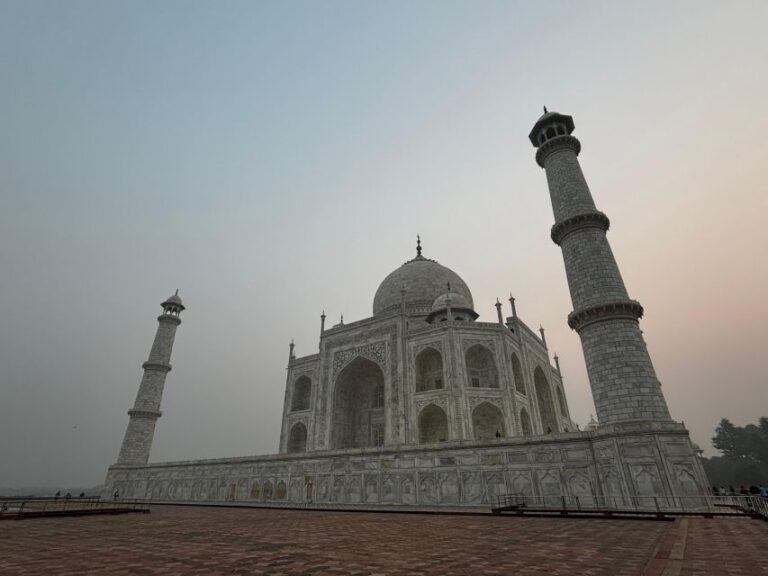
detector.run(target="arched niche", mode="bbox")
[556,386,568,418]
[511,353,525,395]
[534,366,558,433]
[263,481,273,500]
[465,344,499,388]
[415,347,444,392]
[287,422,307,453]
[472,402,505,440]
[520,407,533,436]
[291,376,311,411]
[331,357,386,449]
[418,404,449,444]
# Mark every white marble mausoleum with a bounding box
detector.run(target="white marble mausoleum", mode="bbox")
[104,110,709,507]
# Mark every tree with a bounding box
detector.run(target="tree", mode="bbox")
[705,417,768,487]
[713,417,768,465]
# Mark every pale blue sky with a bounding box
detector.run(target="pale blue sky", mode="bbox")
[1,1,766,488]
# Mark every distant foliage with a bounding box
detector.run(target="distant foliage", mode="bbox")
[702,418,768,487]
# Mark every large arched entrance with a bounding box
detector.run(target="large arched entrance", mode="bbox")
[534,366,558,433]
[332,357,386,449]
[472,402,505,440]
[418,404,449,443]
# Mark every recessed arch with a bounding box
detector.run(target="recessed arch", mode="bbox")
[511,352,525,395]
[465,344,499,389]
[250,481,260,499]
[472,402,505,440]
[556,386,568,418]
[416,347,444,392]
[263,480,273,500]
[287,422,307,453]
[332,356,386,449]
[520,407,532,436]
[418,404,449,444]
[534,366,558,433]
[291,376,311,411]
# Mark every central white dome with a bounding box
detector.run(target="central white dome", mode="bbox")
[373,254,473,316]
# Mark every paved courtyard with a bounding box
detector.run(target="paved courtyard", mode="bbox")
[0,505,765,575]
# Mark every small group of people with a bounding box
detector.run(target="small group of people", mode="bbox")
[712,485,768,497]
[53,491,87,499]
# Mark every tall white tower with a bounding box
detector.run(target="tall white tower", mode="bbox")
[529,110,671,425]
[116,291,184,465]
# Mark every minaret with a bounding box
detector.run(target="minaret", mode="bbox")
[529,109,670,424]
[116,291,185,465]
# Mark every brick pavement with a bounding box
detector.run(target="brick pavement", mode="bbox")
[0,505,765,575]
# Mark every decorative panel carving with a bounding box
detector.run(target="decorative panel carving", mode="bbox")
[332,342,387,378]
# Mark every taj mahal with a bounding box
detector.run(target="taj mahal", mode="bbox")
[104,110,709,507]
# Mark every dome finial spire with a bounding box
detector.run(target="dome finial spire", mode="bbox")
[543,105,548,114]
[416,234,422,257]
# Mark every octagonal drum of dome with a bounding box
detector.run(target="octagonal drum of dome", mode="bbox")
[373,256,474,316]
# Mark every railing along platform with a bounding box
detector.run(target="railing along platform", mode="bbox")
[0,497,149,520]
[491,494,768,520]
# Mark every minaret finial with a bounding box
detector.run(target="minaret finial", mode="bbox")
[174,288,179,296]
[543,105,548,114]
[416,234,422,257]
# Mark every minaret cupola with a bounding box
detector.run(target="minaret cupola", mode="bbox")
[161,290,185,317]
[528,106,575,147]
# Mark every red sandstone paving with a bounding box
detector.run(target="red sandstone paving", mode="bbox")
[0,505,765,575]
[679,516,768,575]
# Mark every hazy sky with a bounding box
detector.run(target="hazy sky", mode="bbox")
[1,1,766,489]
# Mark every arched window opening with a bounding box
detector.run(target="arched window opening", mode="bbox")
[263,481,273,500]
[557,125,565,135]
[472,402,505,441]
[511,353,525,395]
[465,344,499,388]
[418,404,449,443]
[372,382,384,408]
[250,481,260,499]
[556,386,568,418]
[332,357,387,449]
[520,407,533,436]
[416,348,444,392]
[534,366,558,433]
[287,422,307,453]
[291,376,311,411]
[276,481,287,499]
[546,127,556,139]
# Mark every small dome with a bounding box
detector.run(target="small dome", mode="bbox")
[373,247,473,316]
[528,108,575,146]
[162,290,185,310]
[431,291,472,311]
